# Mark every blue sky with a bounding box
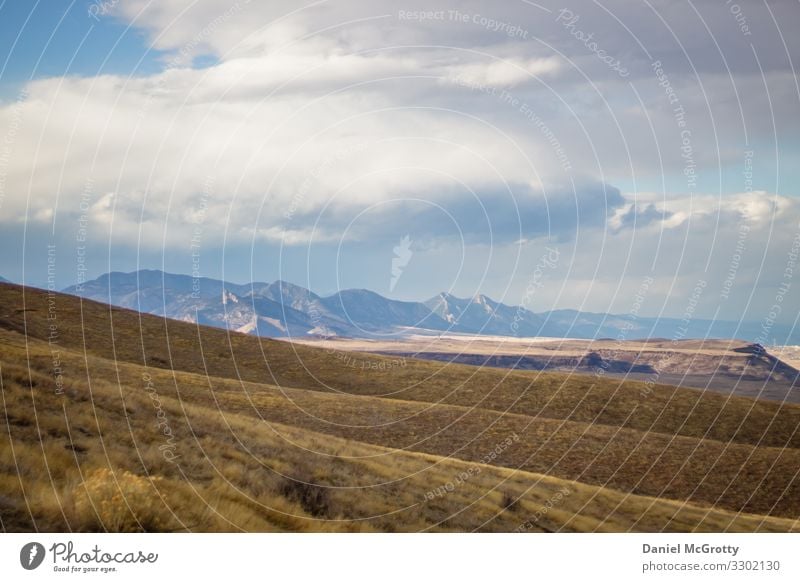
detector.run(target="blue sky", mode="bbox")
[0,0,164,98]
[1,0,799,328]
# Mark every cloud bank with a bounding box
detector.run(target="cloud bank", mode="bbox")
[0,0,798,324]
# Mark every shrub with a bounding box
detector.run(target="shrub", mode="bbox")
[501,492,518,512]
[280,476,331,518]
[71,468,171,532]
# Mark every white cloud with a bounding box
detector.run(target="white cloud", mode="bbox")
[0,46,572,248]
[2,0,799,321]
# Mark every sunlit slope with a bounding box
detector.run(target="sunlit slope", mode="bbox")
[3,282,799,449]
[2,281,800,529]
[1,326,797,532]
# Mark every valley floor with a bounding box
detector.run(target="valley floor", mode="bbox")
[290,335,800,403]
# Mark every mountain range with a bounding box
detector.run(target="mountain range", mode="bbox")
[54,269,799,343]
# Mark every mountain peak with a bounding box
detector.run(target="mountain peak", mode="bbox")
[222,289,239,305]
[270,279,308,291]
[430,291,463,304]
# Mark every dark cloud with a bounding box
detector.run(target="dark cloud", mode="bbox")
[276,182,624,246]
[616,203,672,231]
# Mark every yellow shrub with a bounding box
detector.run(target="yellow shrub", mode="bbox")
[72,468,171,532]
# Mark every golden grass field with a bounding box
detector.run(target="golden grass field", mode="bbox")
[1,281,799,532]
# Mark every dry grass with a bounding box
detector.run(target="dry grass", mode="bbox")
[2,283,797,450]
[68,468,171,532]
[1,281,800,532]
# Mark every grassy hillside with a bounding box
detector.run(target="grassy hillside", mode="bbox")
[4,283,799,447]
[1,282,799,531]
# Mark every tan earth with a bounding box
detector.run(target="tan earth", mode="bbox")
[289,334,800,403]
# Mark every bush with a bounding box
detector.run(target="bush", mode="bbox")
[280,476,331,518]
[71,468,171,532]
[501,492,517,512]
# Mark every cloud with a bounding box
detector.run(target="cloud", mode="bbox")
[612,203,672,231]
[275,181,624,247]
[3,0,797,240]
[0,58,574,249]
[500,189,800,321]
[1,0,798,325]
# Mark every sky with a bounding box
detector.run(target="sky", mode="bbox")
[1,0,799,328]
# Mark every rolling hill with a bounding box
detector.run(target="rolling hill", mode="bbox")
[1,280,799,532]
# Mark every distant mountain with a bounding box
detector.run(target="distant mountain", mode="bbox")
[323,289,450,334]
[0,276,8,284]
[63,271,323,338]
[61,270,800,344]
[252,280,321,312]
[64,270,266,311]
[425,292,545,336]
